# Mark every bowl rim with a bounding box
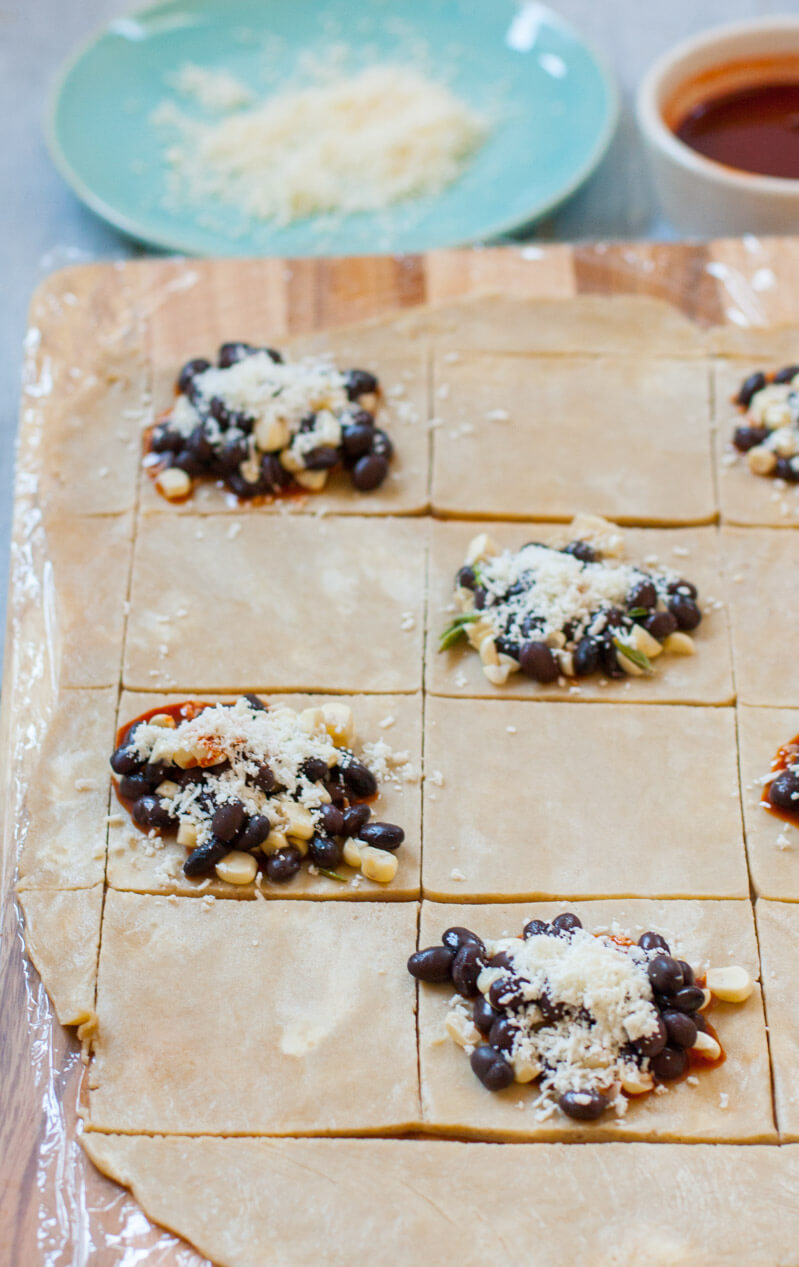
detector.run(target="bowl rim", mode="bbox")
[636,14,799,197]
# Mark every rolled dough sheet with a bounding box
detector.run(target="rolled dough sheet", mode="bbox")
[107,691,422,900]
[124,515,428,693]
[755,898,799,1138]
[714,362,799,527]
[88,892,420,1135]
[417,899,773,1142]
[422,697,747,900]
[427,521,734,704]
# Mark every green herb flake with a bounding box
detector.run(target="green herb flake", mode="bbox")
[317,867,347,883]
[613,636,654,676]
[438,612,480,652]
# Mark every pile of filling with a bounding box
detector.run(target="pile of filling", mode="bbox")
[731,364,799,481]
[146,342,394,502]
[762,732,799,824]
[110,696,404,887]
[441,518,702,686]
[409,913,753,1122]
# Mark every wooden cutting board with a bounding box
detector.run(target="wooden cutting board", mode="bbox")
[3,236,799,1267]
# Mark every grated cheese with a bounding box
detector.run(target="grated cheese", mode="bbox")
[152,65,488,225]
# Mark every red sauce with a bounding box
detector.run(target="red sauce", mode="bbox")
[761,732,799,826]
[114,700,215,830]
[676,81,799,179]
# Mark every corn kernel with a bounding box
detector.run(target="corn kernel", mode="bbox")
[446,1011,480,1049]
[263,829,289,854]
[360,846,398,883]
[321,702,355,746]
[748,445,777,476]
[215,851,257,886]
[465,532,499,565]
[155,467,191,501]
[691,1030,722,1061]
[177,822,197,849]
[663,631,696,656]
[343,838,366,869]
[295,468,328,492]
[706,965,753,1003]
[283,802,314,841]
[255,416,289,452]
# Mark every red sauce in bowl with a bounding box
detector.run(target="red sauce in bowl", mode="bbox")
[675,81,799,179]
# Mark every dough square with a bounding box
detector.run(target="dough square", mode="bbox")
[723,528,799,706]
[422,698,747,900]
[108,690,422,900]
[88,891,420,1135]
[755,899,799,1139]
[714,363,799,527]
[16,514,133,689]
[16,687,117,890]
[24,263,147,517]
[124,515,428,693]
[417,899,773,1142]
[430,355,715,524]
[139,350,431,517]
[18,886,104,1027]
[738,706,799,899]
[80,1135,799,1267]
[427,521,734,704]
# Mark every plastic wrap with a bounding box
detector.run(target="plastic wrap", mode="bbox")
[2,235,798,1265]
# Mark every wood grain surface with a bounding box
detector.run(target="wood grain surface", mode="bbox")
[4,237,799,1266]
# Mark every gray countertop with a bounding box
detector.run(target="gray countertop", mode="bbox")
[0,0,794,660]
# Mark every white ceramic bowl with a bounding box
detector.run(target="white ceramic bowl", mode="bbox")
[637,17,799,236]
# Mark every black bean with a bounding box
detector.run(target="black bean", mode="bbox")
[678,960,695,986]
[218,341,254,368]
[171,448,205,477]
[456,565,477,590]
[216,436,250,473]
[519,640,559,683]
[178,357,211,395]
[733,424,770,452]
[110,744,142,776]
[470,1045,514,1092]
[488,974,526,1011]
[351,454,389,491]
[562,540,597,563]
[119,775,152,801]
[370,429,393,460]
[319,803,345,837]
[264,846,302,883]
[308,834,343,868]
[150,425,183,454]
[628,579,657,609]
[650,1044,688,1081]
[212,800,246,843]
[407,945,455,982]
[225,474,258,501]
[572,637,600,677]
[644,610,678,641]
[552,912,582,937]
[251,761,276,794]
[473,587,486,610]
[769,769,799,811]
[358,821,404,851]
[259,454,289,491]
[694,1012,708,1033]
[304,445,340,471]
[598,639,626,679]
[301,756,329,783]
[183,835,229,877]
[648,955,685,996]
[538,991,566,1024]
[668,596,702,631]
[186,425,215,463]
[662,1010,698,1049]
[442,927,485,955]
[774,364,799,383]
[488,951,515,970]
[473,995,500,1035]
[523,918,551,939]
[736,371,767,407]
[142,760,173,787]
[243,693,268,712]
[451,943,484,998]
[342,761,377,798]
[341,423,374,459]
[634,1015,668,1058]
[638,931,670,953]
[133,794,177,831]
[236,815,271,852]
[345,368,378,400]
[209,396,234,430]
[559,1089,608,1121]
[669,986,706,1014]
[342,804,371,836]
[488,1017,519,1052]
[668,578,699,599]
[775,457,799,483]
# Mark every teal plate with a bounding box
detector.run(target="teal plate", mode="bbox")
[48,0,618,257]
